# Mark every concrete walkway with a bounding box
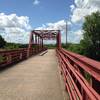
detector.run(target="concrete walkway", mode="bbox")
[0,50,64,100]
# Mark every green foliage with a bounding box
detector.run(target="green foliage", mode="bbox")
[67,44,84,54]
[62,43,72,49]
[0,55,6,63]
[19,44,28,48]
[3,43,28,50]
[66,12,100,61]
[81,11,100,61]
[84,72,91,82]
[0,55,4,63]
[0,35,28,50]
[45,44,56,49]
[4,43,21,50]
[45,43,72,49]
[0,35,6,48]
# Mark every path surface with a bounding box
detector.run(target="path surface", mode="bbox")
[0,49,64,100]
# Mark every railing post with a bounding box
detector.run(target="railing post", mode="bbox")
[20,52,23,60]
[7,53,12,64]
[92,77,100,94]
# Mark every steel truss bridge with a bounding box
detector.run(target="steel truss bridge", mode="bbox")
[0,30,100,100]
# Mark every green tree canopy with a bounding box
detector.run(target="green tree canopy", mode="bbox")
[81,11,100,61]
[0,35,6,48]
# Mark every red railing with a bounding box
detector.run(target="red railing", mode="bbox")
[56,48,100,100]
[0,47,47,67]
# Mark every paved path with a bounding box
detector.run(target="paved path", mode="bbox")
[0,50,65,100]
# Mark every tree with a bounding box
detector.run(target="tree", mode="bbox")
[4,43,21,50]
[0,35,6,48]
[81,11,100,61]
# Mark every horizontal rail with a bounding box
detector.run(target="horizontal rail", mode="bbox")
[0,47,47,67]
[62,49,100,81]
[56,48,100,100]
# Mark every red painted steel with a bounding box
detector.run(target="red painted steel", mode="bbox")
[0,47,46,67]
[27,30,60,56]
[56,30,100,100]
[0,29,100,100]
[0,30,59,67]
[0,30,58,67]
[32,30,58,40]
[0,48,27,67]
[56,48,100,100]
[27,30,47,57]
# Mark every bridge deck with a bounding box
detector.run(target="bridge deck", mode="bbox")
[0,50,65,100]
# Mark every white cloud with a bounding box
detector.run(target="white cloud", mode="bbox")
[74,30,83,36]
[35,20,71,31]
[0,13,32,43]
[33,0,40,5]
[70,0,100,23]
[67,21,72,25]
[35,20,72,43]
[67,0,100,43]
[68,30,83,43]
[70,5,75,11]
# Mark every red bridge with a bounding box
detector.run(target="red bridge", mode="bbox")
[0,30,100,100]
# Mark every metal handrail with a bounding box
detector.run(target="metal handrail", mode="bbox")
[56,48,100,100]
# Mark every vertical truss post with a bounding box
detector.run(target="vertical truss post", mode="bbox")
[41,38,43,50]
[37,36,39,52]
[32,34,35,54]
[34,34,37,53]
[27,32,33,57]
[57,30,61,49]
[42,38,43,50]
[40,37,41,51]
[39,37,41,51]
[38,36,40,52]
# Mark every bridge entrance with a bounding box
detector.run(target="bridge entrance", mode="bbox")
[27,30,61,57]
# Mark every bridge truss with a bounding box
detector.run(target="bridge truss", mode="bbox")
[0,30,100,100]
[27,30,61,56]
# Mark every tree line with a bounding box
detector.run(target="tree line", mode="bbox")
[0,12,100,61]
[67,11,100,61]
[0,36,28,50]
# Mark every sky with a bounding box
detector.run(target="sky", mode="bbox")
[0,0,100,44]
